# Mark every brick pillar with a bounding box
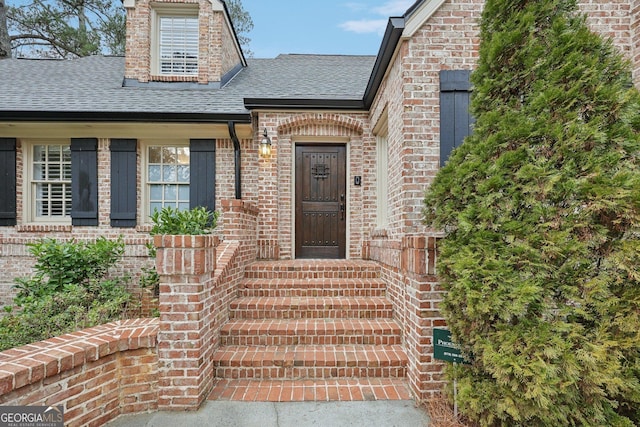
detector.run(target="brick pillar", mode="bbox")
[400,234,447,400]
[220,199,259,263]
[154,234,218,410]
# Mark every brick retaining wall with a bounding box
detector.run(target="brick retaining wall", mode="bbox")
[0,318,159,427]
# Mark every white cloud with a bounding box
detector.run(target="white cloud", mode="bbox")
[339,0,414,35]
[372,0,415,16]
[339,19,388,35]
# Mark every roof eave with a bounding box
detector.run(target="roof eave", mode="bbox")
[0,111,252,123]
[244,98,365,111]
[362,17,405,109]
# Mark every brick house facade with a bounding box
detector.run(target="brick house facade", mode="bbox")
[1,0,639,405]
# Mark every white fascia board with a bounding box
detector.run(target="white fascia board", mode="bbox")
[402,0,447,38]
[208,0,224,11]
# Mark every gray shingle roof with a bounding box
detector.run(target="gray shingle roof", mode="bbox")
[0,54,376,117]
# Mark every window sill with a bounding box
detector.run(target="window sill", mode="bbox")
[16,224,73,233]
[150,74,199,83]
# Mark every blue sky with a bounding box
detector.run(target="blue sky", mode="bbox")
[242,0,416,58]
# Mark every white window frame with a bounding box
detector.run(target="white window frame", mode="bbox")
[141,141,191,222]
[151,5,199,76]
[24,140,72,224]
[374,115,390,228]
[376,133,389,227]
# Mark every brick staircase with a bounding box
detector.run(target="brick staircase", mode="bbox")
[208,260,411,402]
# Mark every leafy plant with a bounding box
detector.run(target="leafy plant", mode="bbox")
[13,236,124,304]
[424,0,640,425]
[1,237,135,351]
[149,206,218,235]
[142,206,219,306]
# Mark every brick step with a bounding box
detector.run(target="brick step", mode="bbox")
[243,260,380,280]
[239,278,387,297]
[208,378,412,402]
[220,319,402,346]
[229,297,394,319]
[211,345,408,380]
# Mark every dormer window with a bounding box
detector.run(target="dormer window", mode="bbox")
[152,6,199,77]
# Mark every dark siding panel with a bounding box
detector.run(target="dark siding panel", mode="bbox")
[110,139,137,227]
[190,139,216,212]
[0,139,17,226]
[440,70,474,167]
[71,138,98,226]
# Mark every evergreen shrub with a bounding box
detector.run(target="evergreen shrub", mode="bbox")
[424,1,640,425]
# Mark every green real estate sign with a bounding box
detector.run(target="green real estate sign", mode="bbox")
[433,328,470,364]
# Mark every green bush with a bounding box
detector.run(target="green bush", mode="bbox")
[0,237,135,351]
[424,1,640,425]
[149,206,218,235]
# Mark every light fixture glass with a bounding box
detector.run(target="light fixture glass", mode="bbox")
[260,128,272,157]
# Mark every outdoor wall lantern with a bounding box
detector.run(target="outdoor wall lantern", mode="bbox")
[260,128,272,157]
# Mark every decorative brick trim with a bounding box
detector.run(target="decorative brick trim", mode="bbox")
[277,113,365,135]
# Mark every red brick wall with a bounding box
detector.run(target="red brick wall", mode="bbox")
[155,200,257,409]
[0,319,159,427]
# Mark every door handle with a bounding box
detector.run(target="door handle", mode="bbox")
[340,194,345,220]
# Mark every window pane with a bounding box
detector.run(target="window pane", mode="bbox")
[49,163,61,180]
[162,147,176,163]
[179,185,189,200]
[177,147,190,164]
[34,164,43,180]
[150,185,163,201]
[177,166,190,182]
[149,146,162,164]
[163,165,176,182]
[164,185,177,201]
[178,202,190,211]
[62,163,71,180]
[148,165,161,182]
[34,146,46,162]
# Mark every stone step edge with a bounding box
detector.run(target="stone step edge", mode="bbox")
[207,378,412,402]
[212,345,408,367]
[220,319,402,336]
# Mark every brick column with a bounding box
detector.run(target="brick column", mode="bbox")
[154,234,218,410]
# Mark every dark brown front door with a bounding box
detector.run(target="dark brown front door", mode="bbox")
[295,145,347,259]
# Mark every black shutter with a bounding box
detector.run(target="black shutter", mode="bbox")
[440,70,474,167]
[189,139,216,212]
[71,138,98,226]
[110,139,137,227]
[0,138,17,226]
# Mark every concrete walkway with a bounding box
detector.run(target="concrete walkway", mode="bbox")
[106,400,430,427]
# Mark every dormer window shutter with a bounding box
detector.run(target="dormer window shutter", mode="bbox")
[159,15,199,75]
